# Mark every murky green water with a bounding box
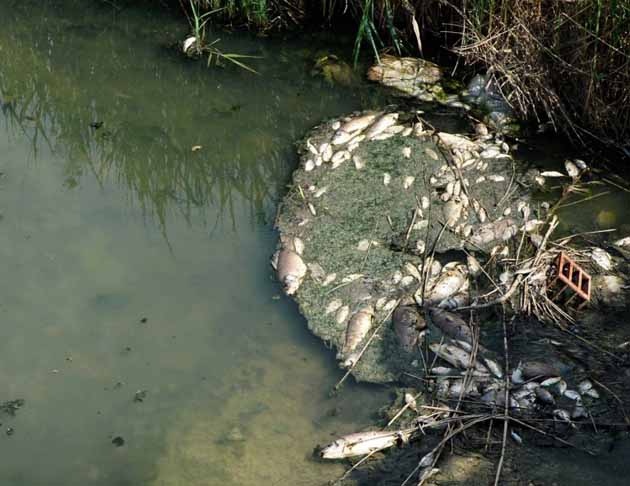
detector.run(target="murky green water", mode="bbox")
[0,2,390,485]
[2,2,630,485]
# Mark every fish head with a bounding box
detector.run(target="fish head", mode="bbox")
[283,275,301,295]
[318,439,346,459]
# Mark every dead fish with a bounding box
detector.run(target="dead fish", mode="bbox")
[291,237,305,255]
[357,239,371,251]
[429,308,473,344]
[467,254,482,277]
[431,366,457,375]
[480,147,501,159]
[535,386,556,405]
[404,262,423,282]
[437,132,477,151]
[556,379,568,396]
[383,173,391,185]
[342,273,363,283]
[521,361,562,380]
[426,268,466,305]
[577,380,593,394]
[564,390,581,401]
[382,299,398,313]
[553,409,575,428]
[402,147,412,158]
[319,429,412,459]
[511,430,523,445]
[564,160,580,178]
[403,176,415,189]
[304,159,315,171]
[331,120,341,130]
[325,299,343,315]
[323,273,337,286]
[425,148,439,160]
[541,170,566,178]
[483,358,504,379]
[475,123,489,136]
[400,275,415,287]
[276,249,307,295]
[443,200,463,227]
[335,305,350,325]
[365,113,399,139]
[584,388,599,399]
[393,305,426,352]
[541,377,562,387]
[306,138,318,155]
[331,150,351,168]
[332,130,353,145]
[314,186,328,198]
[322,144,333,162]
[614,236,630,247]
[429,342,479,370]
[404,392,418,412]
[340,113,378,133]
[352,155,365,169]
[342,306,374,355]
[590,247,613,271]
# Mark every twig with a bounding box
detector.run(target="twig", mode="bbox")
[493,313,511,486]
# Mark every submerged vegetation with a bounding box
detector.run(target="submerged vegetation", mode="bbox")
[186,0,630,154]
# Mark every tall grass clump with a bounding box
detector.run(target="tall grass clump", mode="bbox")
[184,0,629,151]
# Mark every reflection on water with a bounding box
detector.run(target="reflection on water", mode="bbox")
[0,1,389,485]
[0,0,382,230]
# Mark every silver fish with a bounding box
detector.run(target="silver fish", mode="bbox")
[444,200,463,227]
[319,429,413,459]
[332,130,354,145]
[553,409,575,428]
[429,308,473,344]
[276,249,307,295]
[335,305,350,325]
[584,388,600,399]
[577,380,593,394]
[331,150,351,168]
[556,379,568,396]
[564,160,580,178]
[340,113,379,133]
[342,306,374,355]
[535,386,556,405]
[431,366,457,375]
[365,113,399,139]
[563,390,581,401]
[426,271,466,305]
[429,342,484,371]
[590,247,613,271]
[484,358,504,379]
[541,377,562,387]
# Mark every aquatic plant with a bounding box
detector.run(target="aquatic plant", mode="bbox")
[183,0,259,73]
[187,0,629,155]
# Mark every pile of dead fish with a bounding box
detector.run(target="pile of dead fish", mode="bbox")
[272,107,569,383]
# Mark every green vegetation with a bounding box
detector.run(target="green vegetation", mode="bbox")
[187,0,630,152]
[183,0,259,72]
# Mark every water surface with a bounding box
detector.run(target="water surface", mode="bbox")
[0,2,389,485]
